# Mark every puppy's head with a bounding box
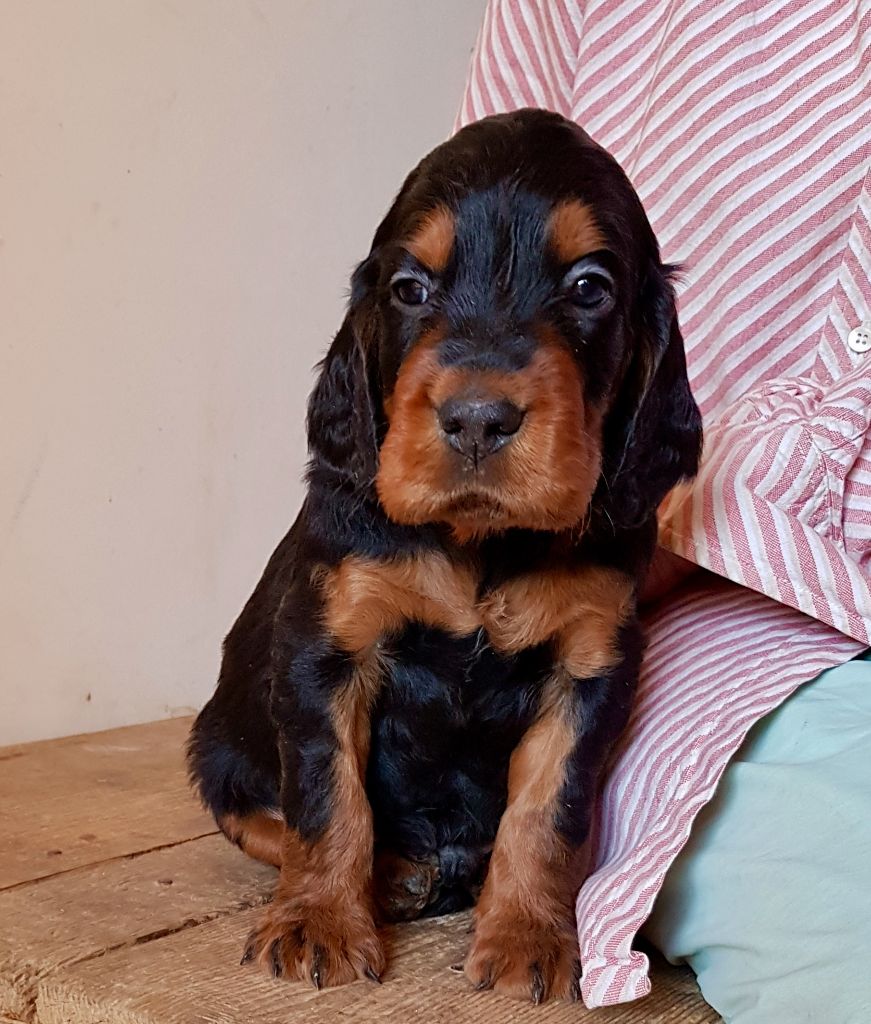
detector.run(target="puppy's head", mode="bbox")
[307,109,702,539]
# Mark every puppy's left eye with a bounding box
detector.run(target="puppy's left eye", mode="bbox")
[391,277,430,307]
[571,273,612,310]
[562,259,615,314]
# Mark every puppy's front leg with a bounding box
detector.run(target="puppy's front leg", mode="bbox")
[464,649,639,1003]
[243,624,385,988]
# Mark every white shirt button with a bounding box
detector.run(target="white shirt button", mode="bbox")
[847,322,871,354]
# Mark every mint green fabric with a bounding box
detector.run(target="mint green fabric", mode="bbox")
[645,651,871,1024]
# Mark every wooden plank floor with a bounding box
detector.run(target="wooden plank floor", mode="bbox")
[0,718,720,1024]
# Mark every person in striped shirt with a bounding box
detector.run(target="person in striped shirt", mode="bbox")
[457,0,870,1014]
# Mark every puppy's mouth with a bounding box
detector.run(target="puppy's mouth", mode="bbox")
[443,492,507,516]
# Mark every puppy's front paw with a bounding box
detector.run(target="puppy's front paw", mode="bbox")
[242,898,385,989]
[464,910,581,1003]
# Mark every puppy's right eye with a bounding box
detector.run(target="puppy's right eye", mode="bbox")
[571,273,611,310]
[391,277,430,306]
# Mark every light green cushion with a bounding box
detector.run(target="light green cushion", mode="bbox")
[645,650,871,1024]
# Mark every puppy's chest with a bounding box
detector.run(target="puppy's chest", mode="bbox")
[320,550,635,681]
[377,620,550,734]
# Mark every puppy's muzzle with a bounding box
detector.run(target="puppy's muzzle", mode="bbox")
[437,392,524,468]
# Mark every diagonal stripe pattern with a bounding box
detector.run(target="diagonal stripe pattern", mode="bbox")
[456,0,870,1006]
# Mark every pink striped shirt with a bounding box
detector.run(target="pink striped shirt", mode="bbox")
[457,0,870,1007]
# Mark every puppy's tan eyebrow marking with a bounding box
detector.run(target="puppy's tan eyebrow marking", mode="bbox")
[404,205,455,274]
[548,200,605,264]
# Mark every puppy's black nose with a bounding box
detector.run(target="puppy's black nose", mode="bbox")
[437,395,524,465]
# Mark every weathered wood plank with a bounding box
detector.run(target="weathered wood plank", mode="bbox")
[0,717,210,889]
[3,719,718,1023]
[36,906,719,1024]
[0,835,275,1020]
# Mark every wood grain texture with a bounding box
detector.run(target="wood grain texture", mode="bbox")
[36,908,719,1024]
[0,836,275,1019]
[1,718,720,1023]
[0,717,210,890]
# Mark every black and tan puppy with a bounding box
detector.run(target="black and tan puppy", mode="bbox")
[188,109,702,1003]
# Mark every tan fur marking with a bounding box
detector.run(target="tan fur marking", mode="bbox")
[270,658,381,901]
[478,683,577,910]
[503,681,576,824]
[548,199,605,264]
[219,810,284,868]
[245,656,386,985]
[404,205,455,273]
[322,555,633,674]
[376,330,602,539]
[481,565,635,677]
[322,552,480,653]
[465,679,584,1000]
[559,574,635,679]
[278,662,378,893]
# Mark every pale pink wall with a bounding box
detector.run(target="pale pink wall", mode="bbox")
[0,0,485,744]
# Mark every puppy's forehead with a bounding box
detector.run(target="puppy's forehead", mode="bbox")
[403,187,604,280]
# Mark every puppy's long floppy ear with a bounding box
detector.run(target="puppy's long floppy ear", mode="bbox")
[601,264,703,530]
[306,257,381,493]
